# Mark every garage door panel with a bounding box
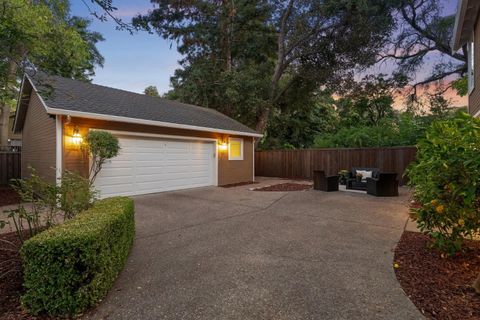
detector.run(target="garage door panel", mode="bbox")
[97,167,135,178]
[94,135,215,197]
[135,153,165,161]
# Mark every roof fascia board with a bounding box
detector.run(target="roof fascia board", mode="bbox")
[47,107,263,138]
[13,74,27,132]
[25,74,50,112]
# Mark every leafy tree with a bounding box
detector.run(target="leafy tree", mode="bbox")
[0,0,104,146]
[452,76,468,97]
[381,0,466,93]
[260,92,338,149]
[134,0,397,134]
[144,85,159,97]
[428,89,454,118]
[346,75,397,126]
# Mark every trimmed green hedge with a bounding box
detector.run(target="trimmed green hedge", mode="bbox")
[20,197,135,316]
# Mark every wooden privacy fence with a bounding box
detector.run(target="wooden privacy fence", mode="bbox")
[0,152,21,185]
[255,147,417,185]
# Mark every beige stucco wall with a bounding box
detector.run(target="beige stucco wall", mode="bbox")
[21,92,56,182]
[63,117,254,186]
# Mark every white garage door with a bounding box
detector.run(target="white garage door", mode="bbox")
[94,135,216,198]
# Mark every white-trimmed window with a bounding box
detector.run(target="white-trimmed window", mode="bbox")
[468,31,475,94]
[228,138,243,160]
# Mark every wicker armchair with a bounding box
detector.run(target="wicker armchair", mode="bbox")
[366,173,399,197]
[313,170,339,192]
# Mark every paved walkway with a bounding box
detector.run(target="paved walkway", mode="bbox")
[81,177,422,319]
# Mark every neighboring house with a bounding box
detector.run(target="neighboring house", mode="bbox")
[13,72,262,198]
[452,0,480,116]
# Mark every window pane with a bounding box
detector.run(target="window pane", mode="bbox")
[230,140,241,158]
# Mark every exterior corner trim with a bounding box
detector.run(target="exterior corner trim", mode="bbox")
[55,115,63,185]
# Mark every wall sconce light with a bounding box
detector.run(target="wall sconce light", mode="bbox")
[72,126,83,146]
[218,139,228,151]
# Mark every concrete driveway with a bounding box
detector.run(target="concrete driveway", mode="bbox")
[85,178,422,320]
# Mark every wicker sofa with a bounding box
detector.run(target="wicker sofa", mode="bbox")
[346,167,380,191]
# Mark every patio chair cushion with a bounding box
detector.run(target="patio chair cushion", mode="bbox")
[350,167,380,180]
[356,170,373,181]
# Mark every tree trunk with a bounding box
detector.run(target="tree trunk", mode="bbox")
[0,103,10,147]
[221,0,234,72]
[254,0,293,135]
[0,60,18,147]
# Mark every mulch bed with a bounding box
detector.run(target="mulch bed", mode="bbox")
[0,187,20,207]
[221,181,259,188]
[0,232,50,320]
[254,183,312,192]
[394,231,480,319]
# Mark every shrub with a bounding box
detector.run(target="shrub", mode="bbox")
[85,130,120,185]
[58,170,97,220]
[20,197,135,316]
[407,113,480,254]
[1,169,96,244]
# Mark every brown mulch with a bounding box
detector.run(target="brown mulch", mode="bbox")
[221,181,259,188]
[0,232,51,320]
[394,231,480,320]
[0,187,20,207]
[254,183,312,192]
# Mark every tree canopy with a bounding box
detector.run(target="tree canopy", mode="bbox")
[134,0,397,135]
[381,0,466,94]
[0,0,104,145]
[144,85,159,97]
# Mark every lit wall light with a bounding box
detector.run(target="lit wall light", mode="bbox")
[72,126,83,146]
[218,139,228,151]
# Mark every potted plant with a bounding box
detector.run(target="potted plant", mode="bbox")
[355,172,363,182]
[338,170,349,185]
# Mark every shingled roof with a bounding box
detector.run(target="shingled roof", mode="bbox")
[15,72,261,137]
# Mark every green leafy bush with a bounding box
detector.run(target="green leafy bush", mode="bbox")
[20,197,135,316]
[84,130,120,185]
[1,169,96,243]
[58,170,96,220]
[407,113,480,254]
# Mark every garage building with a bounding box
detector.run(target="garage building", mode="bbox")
[13,73,262,197]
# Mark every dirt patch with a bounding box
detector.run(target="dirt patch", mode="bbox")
[0,187,20,207]
[0,232,51,320]
[394,231,480,320]
[254,183,312,192]
[221,181,259,188]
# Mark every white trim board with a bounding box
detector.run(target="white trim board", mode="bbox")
[94,129,218,142]
[55,115,63,185]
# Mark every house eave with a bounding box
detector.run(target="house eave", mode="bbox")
[47,107,264,138]
[452,0,480,52]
